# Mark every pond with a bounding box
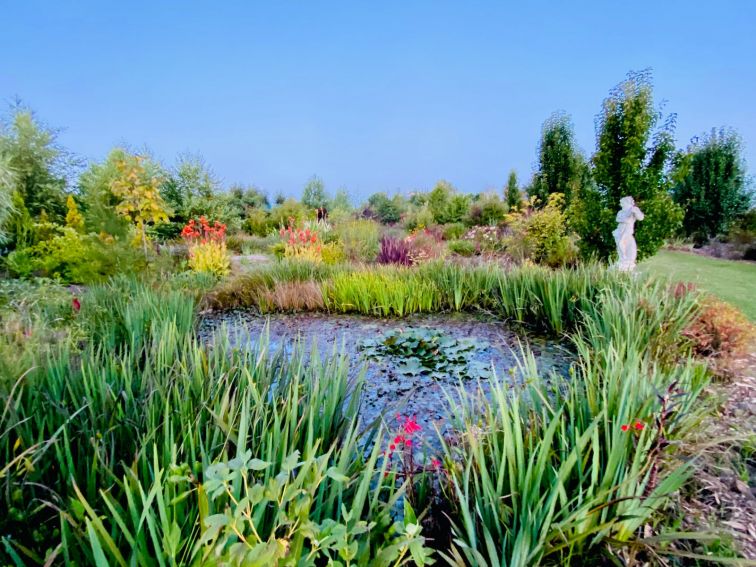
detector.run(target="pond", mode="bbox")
[199,311,573,449]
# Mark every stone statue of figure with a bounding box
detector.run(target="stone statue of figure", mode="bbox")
[613,196,645,271]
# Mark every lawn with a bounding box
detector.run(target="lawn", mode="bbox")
[642,249,756,322]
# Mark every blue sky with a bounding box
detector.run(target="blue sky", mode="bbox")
[2,1,754,201]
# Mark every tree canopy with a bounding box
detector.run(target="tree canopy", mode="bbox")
[672,128,752,244]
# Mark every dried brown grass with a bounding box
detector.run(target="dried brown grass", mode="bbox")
[261,281,324,312]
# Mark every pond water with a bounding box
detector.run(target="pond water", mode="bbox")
[199,311,572,450]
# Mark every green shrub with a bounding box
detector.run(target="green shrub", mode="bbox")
[268,198,309,229]
[403,203,435,232]
[319,241,344,264]
[448,239,475,256]
[242,206,271,236]
[442,222,466,240]
[6,227,150,283]
[505,194,578,267]
[366,192,404,224]
[334,219,380,262]
[465,193,508,226]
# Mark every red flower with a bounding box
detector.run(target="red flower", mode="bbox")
[634,421,645,431]
[621,424,629,432]
[72,297,81,312]
[402,416,421,435]
[431,458,441,469]
[389,444,396,451]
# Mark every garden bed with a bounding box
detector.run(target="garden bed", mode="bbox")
[199,311,572,444]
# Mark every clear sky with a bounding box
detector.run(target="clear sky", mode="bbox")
[2,1,754,201]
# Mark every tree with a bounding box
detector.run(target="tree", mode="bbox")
[505,170,521,211]
[367,192,402,224]
[79,148,157,237]
[428,180,455,224]
[65,195,84,232]
[530,113,584,206]
[466,192,507,226]
[446,193,471,223]
[0,106,76,238]
[161,154,219,223]
[110,155,170,255]
[574,70,682,260]
[0,106,83,250]
[302,175,329,209]
[331,188,352,212]
[671,128,752,244]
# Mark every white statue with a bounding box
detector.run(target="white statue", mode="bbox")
[613,196,644,272]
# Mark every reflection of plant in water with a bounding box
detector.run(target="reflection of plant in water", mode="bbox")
[359,327,490,379]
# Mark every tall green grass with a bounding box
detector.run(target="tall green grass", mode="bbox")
[0,280,429,565]
[438,352,709,566]
[212,261,696,341]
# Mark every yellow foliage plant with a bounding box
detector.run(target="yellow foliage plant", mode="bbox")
[188,240,231,276]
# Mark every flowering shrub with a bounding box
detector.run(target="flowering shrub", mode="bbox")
[503,194,578,267]
[463,225,505,253]
[182,217,231,276]
[405,229,446,263]
[279,221,322,262]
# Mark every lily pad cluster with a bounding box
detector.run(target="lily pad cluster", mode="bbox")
[358,327,491,380]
